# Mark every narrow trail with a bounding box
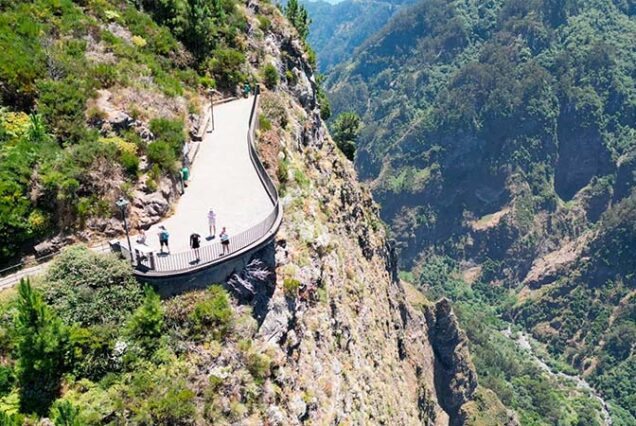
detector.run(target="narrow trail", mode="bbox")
[501,326,612,425]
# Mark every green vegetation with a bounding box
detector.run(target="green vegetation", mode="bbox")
[331,112,361,161]
[304,0,414,72]
[14,279,70,415]
[0,0,256,263]
[413,257,606,425]
[0,246,273,423]
[262,63,279,90]
[284,0,311,41]
[328,0,636,419]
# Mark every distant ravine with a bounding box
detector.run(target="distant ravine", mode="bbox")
[502,326,612,426]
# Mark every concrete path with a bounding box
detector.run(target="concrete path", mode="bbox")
[144,97,273,253]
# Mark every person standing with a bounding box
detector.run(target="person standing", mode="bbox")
[190,232,201,261]
[136,227,147,245]
[158,226,170,254]
[219,227,230,256]
[208,208,217,238]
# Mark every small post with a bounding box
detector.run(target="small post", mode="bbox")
[207,88,215,132]
[116,197,134,265]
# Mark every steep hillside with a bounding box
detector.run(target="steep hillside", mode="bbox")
[0,0,248,264]
[328,0,636,422]
[0,0,513,424]
[303,0,414,72]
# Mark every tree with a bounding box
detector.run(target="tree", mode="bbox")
[126,287,164,356]
[332,112,361,161]
[13,279,69,415]
[284,0,311,41]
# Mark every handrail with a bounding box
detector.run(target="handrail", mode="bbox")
[133,88,282,276]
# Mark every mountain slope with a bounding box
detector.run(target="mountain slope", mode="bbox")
[0,0,514,424]
[303,0,415,72]
[327,0,636,422]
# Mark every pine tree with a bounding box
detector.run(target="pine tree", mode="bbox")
[14,279,69,415]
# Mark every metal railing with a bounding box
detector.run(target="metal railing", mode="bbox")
[133,88,282,274]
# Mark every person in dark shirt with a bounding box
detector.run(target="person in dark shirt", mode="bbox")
[190,232,201,261]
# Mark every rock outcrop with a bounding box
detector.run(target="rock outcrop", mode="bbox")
[240,4,497,423]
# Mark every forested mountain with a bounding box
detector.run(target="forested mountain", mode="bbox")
[327,0,636,423]
[303,0,414,71]
[0,0,512,424]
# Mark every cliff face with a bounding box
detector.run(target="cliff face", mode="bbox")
[246,5,502,423]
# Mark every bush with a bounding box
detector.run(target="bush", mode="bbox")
[149,118,185,152]
[257,15,271,31]
[37,78,90,145]
[125,287,164,356]
[44,245,143,326]
[331,112,361,161]
[208,49,246,89]
[283,278,301,297]
[262,63,278,89]
[147,140,176,171]
[258,114,272,131]
[119,150,140,176]
[190,285,233,340]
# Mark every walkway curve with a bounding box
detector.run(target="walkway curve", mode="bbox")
[129,91,282,276]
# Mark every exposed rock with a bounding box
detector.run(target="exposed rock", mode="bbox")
[425,298,478,426]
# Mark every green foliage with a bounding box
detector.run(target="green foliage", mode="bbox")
[331,111,361,161]
[147,140,177,171]
[14,279,70,416]
[50,400,81,426]
[189,285,233,340]
[38,78,91,145]
[284,0,311,41]
[283,277,301,297]
[125,287,164,357]
[44,245,143,326]
[262,63,279,89]
[138,0,245,62]
[258,114,272,131]
[207,48,246,89]
[257,15,271,31]
[149,118,186,154]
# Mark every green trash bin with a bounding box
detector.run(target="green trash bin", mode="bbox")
[181,167,190,181]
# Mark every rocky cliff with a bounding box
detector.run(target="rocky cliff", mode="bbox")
[244,4,509,423]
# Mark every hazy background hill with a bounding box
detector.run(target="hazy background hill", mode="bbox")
[302,0,415,71]
[326,0,636,423]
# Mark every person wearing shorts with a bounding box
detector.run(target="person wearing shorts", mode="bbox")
[208,208,217,237]
[158,226,170,253]
[220,227,230,256]
[190,232,201,261]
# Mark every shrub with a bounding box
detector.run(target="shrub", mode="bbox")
[283,278,301,297]
[331,112,361,161]
[37,78,90,145]
[68,324,117,381]
[119,150,140,176]
[257,15,271,31]
[91,63,118,88]
[125,287,164,356]
[190,286,233,341]
[208,49,246,89]
[149,118,185,152]
[147,140,176,171]
[262,63,278,89]
[44,245,143,326]
[258,114,272,131]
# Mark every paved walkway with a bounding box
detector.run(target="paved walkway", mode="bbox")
[143,96,273,253]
